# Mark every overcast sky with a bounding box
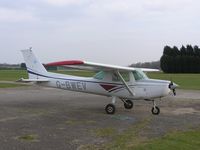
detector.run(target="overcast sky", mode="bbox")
[0,0,200,65]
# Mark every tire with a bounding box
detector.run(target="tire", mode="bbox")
[124,100,133,109]
[151,106,160,115]
[105,104,115,114]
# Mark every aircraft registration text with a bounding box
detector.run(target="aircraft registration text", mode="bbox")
[56,80,86,91]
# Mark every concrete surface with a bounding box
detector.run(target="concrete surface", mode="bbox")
[0,86,200,150]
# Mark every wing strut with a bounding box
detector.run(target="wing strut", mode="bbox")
[116,70,135,96]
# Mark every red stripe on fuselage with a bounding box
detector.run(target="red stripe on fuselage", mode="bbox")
[100,84,117,91]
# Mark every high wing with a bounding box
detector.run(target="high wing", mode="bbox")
[45,60,158,97]
[45,60,159,72]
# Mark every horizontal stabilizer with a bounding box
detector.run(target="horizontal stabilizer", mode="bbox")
[17,78,49,82]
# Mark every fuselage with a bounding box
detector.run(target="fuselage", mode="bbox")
[30,69,171,100]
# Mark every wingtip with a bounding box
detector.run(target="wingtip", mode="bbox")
[141,68,160,72]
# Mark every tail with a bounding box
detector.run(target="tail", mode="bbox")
[21,49,48,79]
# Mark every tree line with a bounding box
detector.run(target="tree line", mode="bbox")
[130,60,160,69]
[160,45,200,73]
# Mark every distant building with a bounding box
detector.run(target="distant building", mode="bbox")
[0,63,20,69]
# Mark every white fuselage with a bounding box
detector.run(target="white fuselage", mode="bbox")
[31,70,171,100]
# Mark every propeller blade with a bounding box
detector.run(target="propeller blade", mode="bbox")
[173,89,176,96]
[168,81,178,96]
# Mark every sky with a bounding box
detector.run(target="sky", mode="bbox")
[0,0,200,65]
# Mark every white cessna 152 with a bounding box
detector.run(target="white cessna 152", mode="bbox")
[19,49,178,115]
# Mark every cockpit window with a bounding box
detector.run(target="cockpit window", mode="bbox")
[94,71,105,80]
[112,72,130,82]
[132,70,148,81]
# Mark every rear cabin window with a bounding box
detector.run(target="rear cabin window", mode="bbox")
[112,72,130,82]
[94,71,105,80]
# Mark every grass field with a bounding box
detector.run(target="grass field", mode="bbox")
[83,119,200,150]
[0,83,27,88]
[113,129,200,150]
[0,70,200,90]
[147,72,200,90]
[0,70,28,81]
[133,129,200,150]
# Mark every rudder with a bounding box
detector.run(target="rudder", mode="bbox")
[21,49,48,79]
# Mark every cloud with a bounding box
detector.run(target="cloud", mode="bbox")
[1,0,200,64]
[87,0,195,17]
[86,0,141,17]
[0,7,37,22]
[43,0,90,6]
[1,0,196,24]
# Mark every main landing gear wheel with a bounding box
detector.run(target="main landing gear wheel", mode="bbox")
[105,104,115,114]
[124,100,133,109]
[151,106,160,115]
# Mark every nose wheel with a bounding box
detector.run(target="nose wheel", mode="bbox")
[151,106,160,115]
[151,100,160,115]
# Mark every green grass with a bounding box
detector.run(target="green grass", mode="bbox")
[80,118,151,150]
[17,134,39,142]
[103,118,151,150]
[79,118,200,150]
[147,72,200,90]
[134,129,200,150]
[0,70,27,81]
[0,83,27,88]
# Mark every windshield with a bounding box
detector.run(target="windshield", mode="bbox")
[132,69,148,81]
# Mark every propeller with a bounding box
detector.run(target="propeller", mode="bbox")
[168,81,177,96]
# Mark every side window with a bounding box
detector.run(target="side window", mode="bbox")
[112,73,118,81]
[112,72,130,82]
[94,71,105,80]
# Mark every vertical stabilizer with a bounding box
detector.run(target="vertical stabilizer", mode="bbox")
[21,49,48,79]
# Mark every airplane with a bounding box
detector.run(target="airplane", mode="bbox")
[18,49,178,115]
